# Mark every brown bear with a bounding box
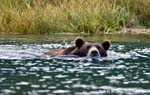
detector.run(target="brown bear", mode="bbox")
[46,37,111,57]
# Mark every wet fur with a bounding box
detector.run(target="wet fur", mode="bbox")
[46,37,111,57]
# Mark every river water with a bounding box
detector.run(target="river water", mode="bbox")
[0,34,150,95]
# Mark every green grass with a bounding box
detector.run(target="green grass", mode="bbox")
[0,0,150,34]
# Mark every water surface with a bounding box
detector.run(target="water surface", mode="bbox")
[0,34,150,95]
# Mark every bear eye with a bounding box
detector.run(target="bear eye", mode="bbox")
[87,46,91,50]
[96,45,100,50]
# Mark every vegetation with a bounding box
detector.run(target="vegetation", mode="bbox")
[0,0,150,34]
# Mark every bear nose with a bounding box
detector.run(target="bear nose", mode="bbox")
[91,50,99,57]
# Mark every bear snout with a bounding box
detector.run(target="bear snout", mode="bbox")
[91,50,99,56]
[87,47,100,57]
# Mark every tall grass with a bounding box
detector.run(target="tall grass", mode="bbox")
[0,0,150,34]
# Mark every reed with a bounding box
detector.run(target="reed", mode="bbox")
[0,0,150,34]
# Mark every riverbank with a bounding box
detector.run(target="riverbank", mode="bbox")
[0,0,150,34]
[122,28,150,35]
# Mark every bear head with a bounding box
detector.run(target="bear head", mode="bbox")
[71,37,111,57]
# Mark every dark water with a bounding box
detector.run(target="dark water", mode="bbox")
[0,34,150,95]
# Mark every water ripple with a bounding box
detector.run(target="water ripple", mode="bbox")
[0,42,150,95]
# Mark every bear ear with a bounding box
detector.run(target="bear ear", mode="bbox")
[102,40,111,50]
[74,37,84,48]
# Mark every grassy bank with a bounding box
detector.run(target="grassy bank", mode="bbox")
[0,0,150,34]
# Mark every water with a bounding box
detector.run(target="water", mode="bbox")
[0,34,150,95]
